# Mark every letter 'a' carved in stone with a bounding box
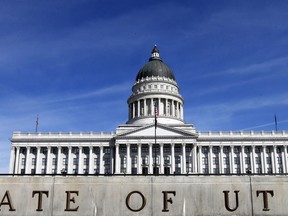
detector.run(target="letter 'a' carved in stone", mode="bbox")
[223,190,239,212]
[0,191,16,211]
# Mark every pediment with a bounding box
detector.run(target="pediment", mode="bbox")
[116,124,195,138]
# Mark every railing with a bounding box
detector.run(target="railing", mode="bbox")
[12,131,115,138]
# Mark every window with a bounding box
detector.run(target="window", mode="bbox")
[73,158,78,165]
[277,147,281,153]
[104,147,110,154]
[175,146,181,153]
[41,169,46,174]
[213,168,219,174]
[73,169,78,174]
[63,158,67,166]
[266,157,272,164]
[223,147,230,154]
[142,157,148,165]
[131,157,137,165]
[94,158,99,166]
[131,146,138,153]
[120,146,126,153]
[154,85,157,89]
[121,157,127,165]
[203,168,208,174]
[153,146,160,153]
[267,168,273,174]
[186,167,192,173]
[278,167,283,173]
[52,158,57,166]
[131,168,137,175]
[256,157,261,164]
[186,156,192,163]
[83,169,88,174]
[255,147,261,153]
[175,167,181,174]
[153,157,160,164]
[202,147,208,154]
[213,157,219,165]
[256,168,262,174]
[235,168,241,174]
[245,157,250,164]
[164,146,170,153]
[186,146,192,153]
[42,158,46,166]
[94,169,99,174]
[84,158,88,165]
[224,168,230,174]
[32,158,36,166]
[244,147,250,153]
[21,158,25,165]
[223,157,230,165]
[277,157,282,164]
[234,157,240,165]
[52,169,56,174]
[234,147,240,154]
[142,146,148,153]
[164,156,170,164]
[175,156,181,164]
[266,147,271,153]
[202,157,208,165]
[212,147,219,154]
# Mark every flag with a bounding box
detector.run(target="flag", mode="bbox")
[36,114,39,132]
[154,106,158,128]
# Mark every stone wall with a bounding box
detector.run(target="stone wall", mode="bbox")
[0,175,287,216]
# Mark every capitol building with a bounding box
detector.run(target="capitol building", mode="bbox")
[9,46,288,176]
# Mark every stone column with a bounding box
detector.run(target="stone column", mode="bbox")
[46,147,52,174]
[99,146,104,174]
[198,146,202,174]
[171,143,175,174]
[165,99,168,116]
[172,100,175,117]
[89,146,94,174]
[160,143,164,174]
[284,146,288,173]
[137,100,140,117]
[230,146,234,174]
[192,144,197,173]
[220,146,223,174]
[110,147,114,174]
[25,147,31,174]
[158,98,161,115]
[57,147,62,174]
[209,146,213,174]
[78,147,83,174]
[272,145,277,174]
[144,99,147,116]
[9,147,16,174]
[180,103,184,119]
[126,144,131,174]
[241,146,245,173]
[68,146,73,174]
[137,144,142,174]
[262,146,267,174]
[132,102,135,118]
[182,143,186,174]
[149,143,153,174]
[150,98,154,115]
[36,147,41,174]
[251,146,256,174]
[115,144,120,174]
[14,147,20,174]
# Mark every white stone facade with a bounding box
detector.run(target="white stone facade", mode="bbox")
[9,46,288,175]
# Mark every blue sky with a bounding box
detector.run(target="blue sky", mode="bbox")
[1,0,288,173]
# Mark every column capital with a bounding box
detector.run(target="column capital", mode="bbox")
[182,143,186,147]
[159,143,164,147]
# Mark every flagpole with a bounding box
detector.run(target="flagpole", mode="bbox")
[274,114,278,132]
[154,105,158,176]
